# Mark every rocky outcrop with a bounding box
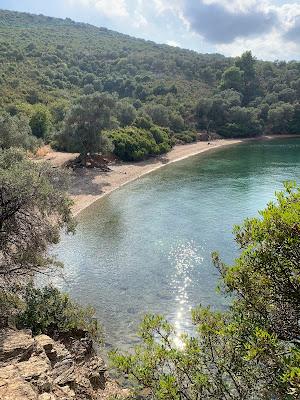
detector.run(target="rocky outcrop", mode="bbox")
[0,329,128,400]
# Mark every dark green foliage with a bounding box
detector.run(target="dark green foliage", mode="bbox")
[0,112,41,150]
[0,149,102,341]
[17,285,102,343]
[117,100,137,127]
[108,126,172,161]
[29,104,52,138]
[0,148,74,286]
[111,183,300,399]
[57,93,116,156]
[1,10,300,152]
[220,66,244,92]
[174,131,197,143]
[219,107,262,137]
[267,102,295,133]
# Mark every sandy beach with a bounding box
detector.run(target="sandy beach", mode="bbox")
[40,134,300,216]
[45,139,244,216]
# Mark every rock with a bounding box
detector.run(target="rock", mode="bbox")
[0,376,38,400]
[51,359,75,386]
[35,334,71,363]
[38,394,56,400]
[16,355,52,392]
[53,385,75,399]
[0,329,129,400]
[86,356,107,389]
[197,132,209,141]
[0,328,34,366]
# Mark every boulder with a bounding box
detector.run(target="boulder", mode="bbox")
[0,328,34,366]
[0,375,38,400]
[0,328,130,399]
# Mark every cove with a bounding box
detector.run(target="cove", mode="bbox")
[54,138,300,350]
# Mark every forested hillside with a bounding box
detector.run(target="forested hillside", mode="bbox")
[1,9,300,159]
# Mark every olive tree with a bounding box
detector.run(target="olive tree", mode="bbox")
[57,93,116,163]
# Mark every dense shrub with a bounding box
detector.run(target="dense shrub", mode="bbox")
[17,285,102,343]
[174,131,197,143]
[0,112,41,151]
[108,126,172,161]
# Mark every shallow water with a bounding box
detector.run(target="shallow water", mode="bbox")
[53,138,300,349]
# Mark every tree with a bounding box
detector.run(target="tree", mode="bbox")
[57,93,116,161]
[195,98,213,133]
[235,51,259,104]
[30,104,52,139]
[17,285,101,342]
[0,112,40,151]
[220,66,244,92]
[117,100,137,127]
[235,51,256,82]
[0,148,103,341]
[196,96,230,134]
[108,126,172,161]
[111,183,300,399]
[219,89,242,108]
[145,104,170,127]
[169,112,185,133]
[278,88,296,103]
[0,148,74,288]
[220,106,262,137]
[268,102,294,133]
[289,103,300,133]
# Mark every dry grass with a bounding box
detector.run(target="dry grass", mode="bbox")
[35,145,51,158]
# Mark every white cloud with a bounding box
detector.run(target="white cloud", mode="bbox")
[67,0,129,18]
[202,0,268,13]
[217,28,300,60]
[217,1,300,59]
[181,0,300,60]
[65,0,300,60]
[167,40,180,47]
[132,11,148,28]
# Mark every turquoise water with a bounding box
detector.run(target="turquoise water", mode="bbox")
[54,138,300,349]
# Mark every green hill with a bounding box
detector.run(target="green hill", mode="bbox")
[0,9,300,157]
[0,10,227,110]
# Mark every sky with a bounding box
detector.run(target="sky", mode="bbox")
[1,0,300,60]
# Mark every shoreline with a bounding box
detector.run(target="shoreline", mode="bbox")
[45,135,299,217]
[68,138,243,216]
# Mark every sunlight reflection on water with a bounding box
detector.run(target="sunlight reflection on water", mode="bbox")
[168,240,204,344]
[53,138,300,350]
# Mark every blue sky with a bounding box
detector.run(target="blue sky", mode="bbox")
[1,0,300,60]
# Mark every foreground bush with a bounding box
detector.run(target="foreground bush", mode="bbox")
[0,149,101,343]
[0,112,41,151]
[111,183,300,399]
[108,126,172,161]
[17,285,102,343]
[0,148,74,289]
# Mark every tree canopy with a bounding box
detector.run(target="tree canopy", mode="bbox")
[1,10,300,158]
[57,93,116,157]
[0,148,102,341]
[0,148,74,286]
